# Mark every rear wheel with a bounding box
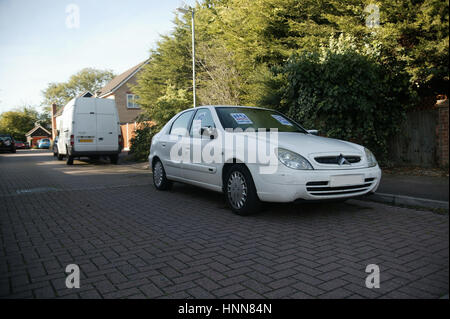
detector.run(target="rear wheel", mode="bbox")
[152,159,172,190]
[11,148,16,153]
[66,149,74,165]
[225,165,261,215]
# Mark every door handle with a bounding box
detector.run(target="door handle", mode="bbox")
[99,138,103,141]
[161,143,166,147]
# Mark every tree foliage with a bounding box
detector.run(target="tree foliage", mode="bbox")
[267,45,413,160]
[131,0,448,157]
[0,106,44,141]
[129,123,157,162]
[42,68,115,109]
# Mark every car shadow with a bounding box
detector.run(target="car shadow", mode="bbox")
[169,182,373,219]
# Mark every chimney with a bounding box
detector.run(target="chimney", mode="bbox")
[51,103,57,140]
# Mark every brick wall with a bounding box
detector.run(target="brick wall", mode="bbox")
[120,122,137,151]
[111,76,143,124]
[120,121,154,151]
[436,99,449,167]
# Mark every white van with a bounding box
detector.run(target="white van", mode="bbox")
[55,97,123,165]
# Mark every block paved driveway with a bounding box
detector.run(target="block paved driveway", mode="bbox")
[0,150,448,299]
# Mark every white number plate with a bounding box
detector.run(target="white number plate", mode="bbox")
[330,175,364,187]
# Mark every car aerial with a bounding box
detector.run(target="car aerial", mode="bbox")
[38,138,51,149]
[149,106,381,215]
[0,134,16,153]
[15,141,26,149]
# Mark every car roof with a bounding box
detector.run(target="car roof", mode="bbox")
[184,105,272,112]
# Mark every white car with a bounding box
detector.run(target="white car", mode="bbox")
[149,106,381,215]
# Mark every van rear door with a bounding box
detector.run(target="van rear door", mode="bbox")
[95,99,119,152]
[74,98,97,152]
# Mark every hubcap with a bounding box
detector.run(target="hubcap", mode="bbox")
[227,171,248,209]
[153,161,164,187]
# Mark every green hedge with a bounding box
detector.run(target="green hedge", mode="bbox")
[129,123,157,162]
[267,51,414,162]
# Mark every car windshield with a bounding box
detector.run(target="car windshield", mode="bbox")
[41,139,50,143]
[215,107,307,133]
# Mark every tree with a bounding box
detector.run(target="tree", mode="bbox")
[132,16,193,112]
[263,39,414,161]
[134,0,448,127]
[129,84,191,161]
[143,83,192,129]
[0,106,40,141]
[42,68,115,109]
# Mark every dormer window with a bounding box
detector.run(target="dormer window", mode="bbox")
[126,94,140,109]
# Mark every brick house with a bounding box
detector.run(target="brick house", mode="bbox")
[97,60,149,150]
[25,125,52,148]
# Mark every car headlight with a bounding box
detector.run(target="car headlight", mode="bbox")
[365,148,378,167]
[276,148,313,170]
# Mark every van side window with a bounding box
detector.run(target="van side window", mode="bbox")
[170,111,194,136]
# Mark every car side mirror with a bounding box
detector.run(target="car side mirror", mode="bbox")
[200,127,216,140]
[307,129,319,136]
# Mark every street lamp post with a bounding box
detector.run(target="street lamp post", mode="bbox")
[177,7,196,108]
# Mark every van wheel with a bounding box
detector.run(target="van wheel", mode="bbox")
[152,159,172,190]
[110,155,119,164]
[66,155,74,165]
[225,165,261,215]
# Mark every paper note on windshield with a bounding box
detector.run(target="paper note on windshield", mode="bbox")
[271,114,293,126]
[230,113,253,124]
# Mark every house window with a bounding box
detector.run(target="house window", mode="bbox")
[126,94,140,109]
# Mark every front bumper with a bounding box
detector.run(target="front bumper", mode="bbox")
[249,164,382,203]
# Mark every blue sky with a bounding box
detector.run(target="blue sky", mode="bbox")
[0,0,195,113]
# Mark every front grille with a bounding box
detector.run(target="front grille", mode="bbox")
[306,178,375,196]
[315,156,361,165]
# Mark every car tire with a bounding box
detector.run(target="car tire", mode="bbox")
[11,148,16,153]
[110,155,119,165]
[152,159,172,190]
[225,164,261,215]
[66,155,74,165]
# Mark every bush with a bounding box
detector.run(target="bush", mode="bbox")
[266,49,414,162]
[129,123,157,162]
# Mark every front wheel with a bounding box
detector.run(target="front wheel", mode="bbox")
[152,159,172,190]
[225,165,261,215]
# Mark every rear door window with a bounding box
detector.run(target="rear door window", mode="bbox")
[170,110,194,137]
[190,109,215,137]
